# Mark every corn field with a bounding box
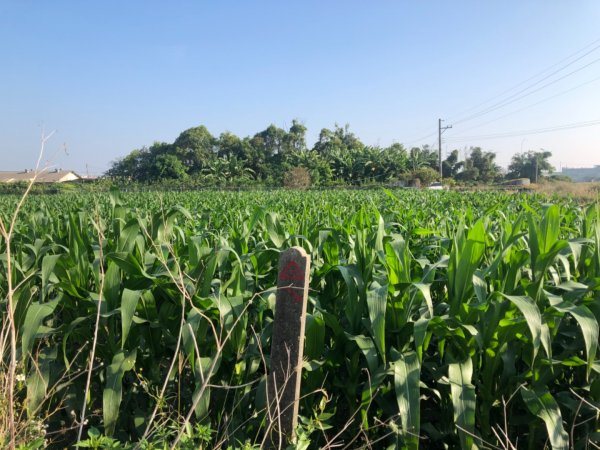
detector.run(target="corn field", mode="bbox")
[1,189,599,449]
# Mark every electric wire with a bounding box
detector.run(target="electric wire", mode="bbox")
[445,73,600,136]
[403,37,600,147]
[445,119,600,143]
[447,37,600,124]
[451,54,600,126]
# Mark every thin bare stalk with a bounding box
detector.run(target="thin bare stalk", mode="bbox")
[75,207,106,444]
[0,130,54,449]
[137,219,201,444]
[169,293,255,450]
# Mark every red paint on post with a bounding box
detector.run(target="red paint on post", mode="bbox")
[279,260,305,282]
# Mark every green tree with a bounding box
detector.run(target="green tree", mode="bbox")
[216,132,244,159]
[149,153,188,180]
[283,120,307,153]
[201,156,255,185]
[107,148,149,179]
[507,150,554,182]
[455,147,500,183]
[252,124,287,157]
[380,143,409,179]
[408,145,438,171]
[442,149,463,178]
[411,166,439,185]
[313,124,363,157]
[173,126,216,173]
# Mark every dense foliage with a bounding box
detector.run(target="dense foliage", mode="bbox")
[106,122,545,187]
[1,189,599,449]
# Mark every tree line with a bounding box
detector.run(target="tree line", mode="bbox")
[106,121,555,187]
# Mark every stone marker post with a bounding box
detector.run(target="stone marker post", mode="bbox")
[267,246,310,448]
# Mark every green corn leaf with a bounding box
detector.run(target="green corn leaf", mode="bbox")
[448,219,486,315]
[537,205,561,256]
[117,219,141,252]
[120,289,142,348]
[393,351,421,449]
[107,252,154,279]
[26,347,56,416]
[384,236,411,284]
[199,252,219,297]
[266,212,285,247]
[448,357,478,450]
[413,282,433,318]
[550,298,598,379]
[338,265,362,333]
[413,317,431,363]
[103,349,137,436]
[41,254,61,294]
[502,294,545,362]
[21,298,59,361]
[521,386,568,450]
[472,270,487,305]
[305,313,325,360]
[375,209,385,253]
[102,262,121,311]
[367,283,388,364]
[346,333,379,374]
[182,308,203,373]
[61,316,88,370]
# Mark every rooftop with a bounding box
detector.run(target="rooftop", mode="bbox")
[0,169,82,183]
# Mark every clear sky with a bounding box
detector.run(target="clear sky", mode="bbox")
[1,1,599,175]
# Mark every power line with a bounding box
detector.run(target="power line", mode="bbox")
[404,131,439,149]
[402,36,600,147]
[445,118,600,143]
[446,73,600,135]
[447,36,600,123]
[451,54,600,126]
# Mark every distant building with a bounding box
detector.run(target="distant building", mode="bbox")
[560,165,600,182]
[0,169,82,183]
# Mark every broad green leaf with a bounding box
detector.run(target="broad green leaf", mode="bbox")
[550,297,599,379]
[21,298,59,361]
[103,349,137,436]
[41,254,61,294]
[26,347,56,416]
[305,313,325,360]
[521,386,568,450]
[266,212,285,248]
[449,358,478,450]
[367,284,388,364]
[102,262,121,311]
[502,294,545,362]
[338,264,363,333]
[393,351,421,449]
[120,289,142,348]
[107,252,154,279]
[448,219,486,315]
[413,282,433,318]
[346,333,378,374]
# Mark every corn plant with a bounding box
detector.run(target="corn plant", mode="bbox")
[0,189,598,449]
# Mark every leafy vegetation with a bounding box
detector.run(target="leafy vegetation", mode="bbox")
[107,122,555,187]
[1,188,599,449]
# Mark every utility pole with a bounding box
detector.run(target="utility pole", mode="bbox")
[438,119,452,181]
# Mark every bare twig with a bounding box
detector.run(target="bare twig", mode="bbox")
[76,206,106,445]
[0,130,54,449]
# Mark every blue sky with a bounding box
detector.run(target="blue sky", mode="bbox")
[1,1,599,175]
